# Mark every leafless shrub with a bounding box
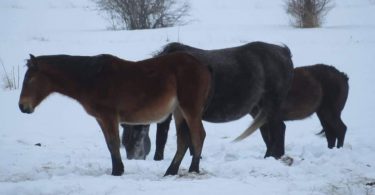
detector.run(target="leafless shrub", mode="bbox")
[94,0,190,30]
[285,0,334,28]
[1,58,20,90]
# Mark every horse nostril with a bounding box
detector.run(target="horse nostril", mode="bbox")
[19,103,33,114]
[19,103,25,112]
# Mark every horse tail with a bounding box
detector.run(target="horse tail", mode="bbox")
[316,129,325,136]
[202,65,215,114]
[281,44,292,59]
[232,108,267,142]
[337,68,349,113]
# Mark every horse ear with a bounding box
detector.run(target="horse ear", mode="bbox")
[28,54,38,69]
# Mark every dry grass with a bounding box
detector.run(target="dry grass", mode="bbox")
[1,58,19,90]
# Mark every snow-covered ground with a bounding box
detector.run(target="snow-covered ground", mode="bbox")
[1,0,375,194]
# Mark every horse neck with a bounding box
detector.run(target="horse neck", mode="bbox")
[52,76,88,102]
[41,66,90,103]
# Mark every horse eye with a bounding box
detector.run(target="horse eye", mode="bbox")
[24,71,34,81]
[28,76,35,83]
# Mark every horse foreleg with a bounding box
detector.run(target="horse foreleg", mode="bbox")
[164,112,189,176]
[154,115,172,161]
[97,117,124,176]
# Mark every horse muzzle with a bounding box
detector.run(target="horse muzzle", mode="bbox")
[126,153,146,160]
[19,103,34,114]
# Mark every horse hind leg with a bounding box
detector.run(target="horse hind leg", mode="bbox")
[164,110,190,176]
[167,106,206,174]
[317,108,347,148]
[334,116,347,148]
[317,111,336,149]
[185,117,206,173]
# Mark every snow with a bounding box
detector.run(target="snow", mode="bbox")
[1,0,375,194]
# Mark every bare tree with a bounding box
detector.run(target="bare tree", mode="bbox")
[94,0,190,30]
[285,0,334,28]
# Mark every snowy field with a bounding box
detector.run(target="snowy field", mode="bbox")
[1,0,375,194]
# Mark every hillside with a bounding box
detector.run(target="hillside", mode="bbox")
[1,0,375,194]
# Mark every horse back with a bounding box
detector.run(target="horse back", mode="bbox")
[157,42,294,122]
[97,52,211,124]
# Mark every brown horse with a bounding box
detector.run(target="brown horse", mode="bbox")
[251,64,349,152]
[276,64,348,148]
[18,53,212,176]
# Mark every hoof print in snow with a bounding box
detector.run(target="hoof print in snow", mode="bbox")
[176,169,209,179]
[281,156,294,166]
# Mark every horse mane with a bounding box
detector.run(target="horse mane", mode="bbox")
[153,42,198,57]
[35,54,116,81]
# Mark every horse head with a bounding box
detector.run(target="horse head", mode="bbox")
[19,54,53,114]
[121,124,151,160]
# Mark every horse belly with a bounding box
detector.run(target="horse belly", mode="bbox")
[203,101,254,122]
[281,71,322,121]
[202,68,263,122]
[203,82,262,123]
[119,96,177,125]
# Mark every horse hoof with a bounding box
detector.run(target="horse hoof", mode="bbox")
[112,167,124,176]
[112,171,124,176]
[112,172,123,176]
[164,167,178,176]
[188,169,200,174]
[154,154,164,161]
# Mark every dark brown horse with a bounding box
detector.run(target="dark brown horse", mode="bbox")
[123,64,349,160]
[122,41,295,161]
[18,53,212,176]
[274,64,349,149]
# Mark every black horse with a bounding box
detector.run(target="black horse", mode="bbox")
[123,64,349,161]
[122,42,294,163]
